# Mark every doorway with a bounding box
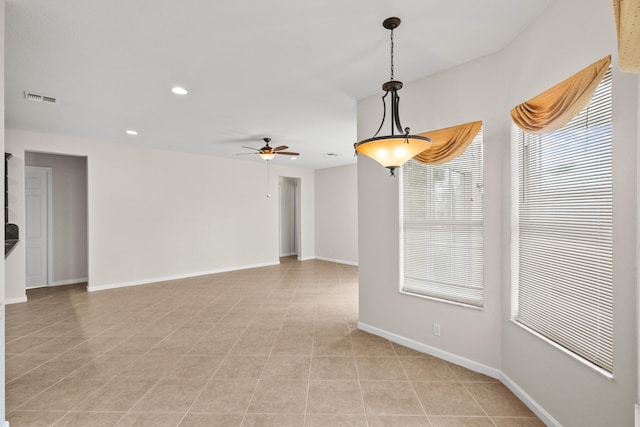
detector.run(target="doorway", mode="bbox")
[25,152,88,290]
[279,177,301,259]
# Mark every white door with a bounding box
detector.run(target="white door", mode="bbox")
[25,166,51,288]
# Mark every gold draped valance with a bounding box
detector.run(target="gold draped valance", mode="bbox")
[510,55,611,134]
[613,0,640,73]
[413,120,482,165]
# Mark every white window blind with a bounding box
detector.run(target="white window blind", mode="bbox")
[515,69,613,374]
[401,128,484,307]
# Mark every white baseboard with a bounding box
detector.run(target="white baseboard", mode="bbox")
[315,256,359,267]
[501,372,561,426]
[280,252,297,257]
[5,296,27,305]
[50,278,88,287]
[357,321,561,427]
[88,261,279,292]
[635,403,640,427]
[357,322,501,379]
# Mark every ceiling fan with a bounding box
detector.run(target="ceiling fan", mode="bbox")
[237,137,299,161]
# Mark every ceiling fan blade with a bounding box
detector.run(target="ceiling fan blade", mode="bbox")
[276,151,300,156]
[272,145,289,152]
[241,146,260,151]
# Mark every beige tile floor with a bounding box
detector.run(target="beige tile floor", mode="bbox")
[5,257,544,426]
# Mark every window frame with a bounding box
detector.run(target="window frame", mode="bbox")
[510,69,614,378]
[399,128,484,309]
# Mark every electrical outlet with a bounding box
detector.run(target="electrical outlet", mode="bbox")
[433,322,441,336]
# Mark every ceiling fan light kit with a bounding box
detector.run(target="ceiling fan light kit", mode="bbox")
[354,17,432,176]
[238,137,300,161]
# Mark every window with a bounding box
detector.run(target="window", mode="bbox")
[401,128,484,307]
[514,69,613,374]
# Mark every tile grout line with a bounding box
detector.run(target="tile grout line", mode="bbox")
[175,270,292,426]
[101,278,242,425]
[350,303,370,427]
[302,288,319,425]
[164,278,256,426]
[54,293,206,424]
[7,286,191,389]
[460,377,498,427]
[67,295,201,426]
[394,344,432,426]
[6,260,542,426]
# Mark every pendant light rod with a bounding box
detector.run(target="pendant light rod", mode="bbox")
[382,17,404,137]
[384,17,400,80]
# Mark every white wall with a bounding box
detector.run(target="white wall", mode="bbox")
[499,1,636,425]
[357,44,505,370]
[0,0,7,421]
[5,129,315,300]
[637,73,640,412]
[356,0,637,425]
[314,164,358,265]
[25,152,88,285]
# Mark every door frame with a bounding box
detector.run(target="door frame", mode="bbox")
[278,176,301,259]
[25,165,53,288]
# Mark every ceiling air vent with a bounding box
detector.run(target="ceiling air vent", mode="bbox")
[24,91,57,104]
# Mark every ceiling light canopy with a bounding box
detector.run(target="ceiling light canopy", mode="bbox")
[354,17,431,176]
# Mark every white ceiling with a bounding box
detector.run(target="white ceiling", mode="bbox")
[5,0,555,169]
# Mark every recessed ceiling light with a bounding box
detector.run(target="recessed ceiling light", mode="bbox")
[126,130,138,135]
[171,86,188,95]
[291,157,298,160]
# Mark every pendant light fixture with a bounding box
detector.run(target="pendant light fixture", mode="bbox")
[354,17,432,176]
